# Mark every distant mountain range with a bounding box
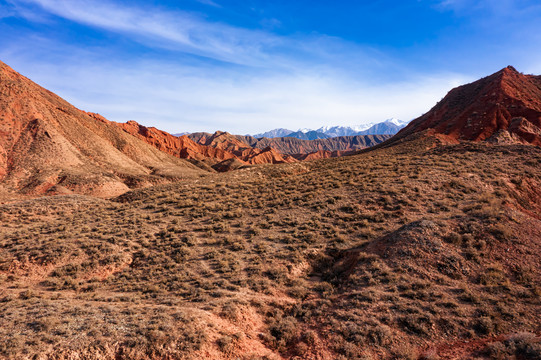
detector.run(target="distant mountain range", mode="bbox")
[252,118,409,139]
[234,134,392,156]
[281,130,331,140]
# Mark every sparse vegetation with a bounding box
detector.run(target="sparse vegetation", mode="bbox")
[1,140,540,359]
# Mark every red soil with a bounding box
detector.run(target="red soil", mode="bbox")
[0,60,203,197]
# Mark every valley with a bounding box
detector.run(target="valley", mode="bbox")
[0,62,540,359]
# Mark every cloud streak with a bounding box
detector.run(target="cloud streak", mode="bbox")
[7,0,399,75]
[8,0,292,67]
[195,0,221,8]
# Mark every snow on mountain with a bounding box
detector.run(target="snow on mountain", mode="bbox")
[311,123,383,137]
[252,128,294,138]
[350,123,378,132]
[385,118,409,127]
[305,119,409,137]
[357,119,408,135]
[285,130,330,140]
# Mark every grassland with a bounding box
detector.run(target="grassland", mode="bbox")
[0,136,540,359]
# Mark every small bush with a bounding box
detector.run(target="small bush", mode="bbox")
[268,316,298,349]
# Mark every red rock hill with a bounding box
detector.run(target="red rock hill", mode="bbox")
[396,66,541,145]
[189,131,297,165]
[0,61,203,197]
[117,120,237,162]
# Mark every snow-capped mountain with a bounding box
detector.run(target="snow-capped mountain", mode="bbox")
[253,128,294,138]
[312,124,377,137]
[357,118,409,135]
[285,130,330,140]
[251,118,409,139]
[385,118,409,127]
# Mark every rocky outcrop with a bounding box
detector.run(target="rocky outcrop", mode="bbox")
[189,131,297,166]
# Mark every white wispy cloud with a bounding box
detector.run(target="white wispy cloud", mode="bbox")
[8,0,285,66]
[6,0,395,74]
[195,0,221,8]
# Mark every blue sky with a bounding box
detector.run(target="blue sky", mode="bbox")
[1,0,541,134]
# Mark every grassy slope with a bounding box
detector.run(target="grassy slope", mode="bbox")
[0,137,540,359]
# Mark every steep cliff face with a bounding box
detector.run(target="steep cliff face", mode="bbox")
[0,61,203,197]
[395,66,541,145]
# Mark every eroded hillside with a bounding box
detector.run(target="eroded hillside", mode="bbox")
[0,61,204,198]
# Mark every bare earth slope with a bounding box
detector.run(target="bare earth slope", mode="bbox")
[0,61,203,197]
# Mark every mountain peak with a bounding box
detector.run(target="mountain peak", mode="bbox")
[251,119,408,139]
[503,65,519,74]
[497,65,524,85]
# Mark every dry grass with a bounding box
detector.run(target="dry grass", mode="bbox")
[1,139,540,359]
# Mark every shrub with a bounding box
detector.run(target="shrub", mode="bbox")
[268,316,298,349]
[474,316,494,335]
[217,335,234,353]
